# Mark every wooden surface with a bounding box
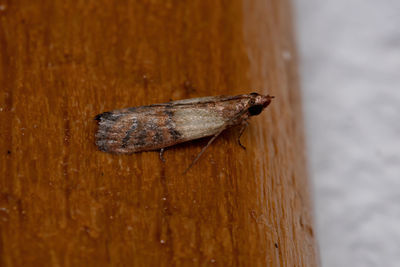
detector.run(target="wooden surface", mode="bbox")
[0,0,318,266]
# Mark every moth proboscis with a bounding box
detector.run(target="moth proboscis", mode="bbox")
[95,92,274,173]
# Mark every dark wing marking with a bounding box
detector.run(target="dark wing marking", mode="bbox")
[95,107,183,153]
[121,117,138,148]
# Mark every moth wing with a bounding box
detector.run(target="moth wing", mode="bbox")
[152,95,245,106]
[95,108,174,153]
[172,105,229,141]
[167,96,225,105]
[95,99,237,154]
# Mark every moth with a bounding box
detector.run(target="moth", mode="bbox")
[95,93,274,172]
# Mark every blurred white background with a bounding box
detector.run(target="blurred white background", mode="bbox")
[294,0,400,266]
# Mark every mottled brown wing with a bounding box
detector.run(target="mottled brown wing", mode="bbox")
[94,96,250,154]
[95,106,182,153]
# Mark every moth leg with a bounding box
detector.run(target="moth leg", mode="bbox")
[238,121,249,150]
[159,148,166,162]
[183,129,225,174]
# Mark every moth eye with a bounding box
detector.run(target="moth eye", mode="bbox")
[248,104,264,116]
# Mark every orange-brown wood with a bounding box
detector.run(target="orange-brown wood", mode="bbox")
[0,0,318,266]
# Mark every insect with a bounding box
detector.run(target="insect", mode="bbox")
[95,93,274,172]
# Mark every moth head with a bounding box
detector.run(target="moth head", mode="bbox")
[247,93,274,116]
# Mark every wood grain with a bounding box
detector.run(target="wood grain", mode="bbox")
[0,0,319,266]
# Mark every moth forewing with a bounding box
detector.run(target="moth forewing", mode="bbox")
[172,107,228,141]
[95,93,273,170]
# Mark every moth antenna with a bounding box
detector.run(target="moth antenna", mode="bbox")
[183,128,225,174]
